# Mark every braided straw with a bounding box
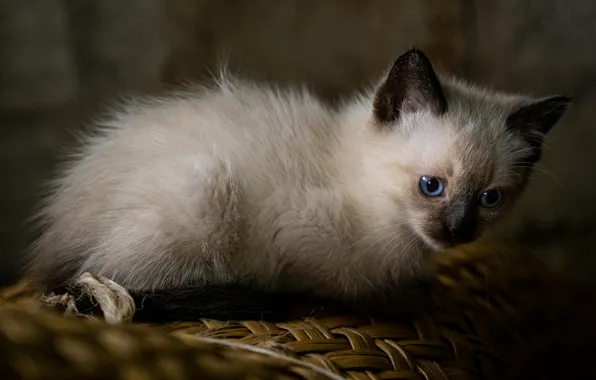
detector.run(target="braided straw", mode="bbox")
[2,240,595,379]
[0,302,341,380]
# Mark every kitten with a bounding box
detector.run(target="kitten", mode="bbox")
[25,49,570,321]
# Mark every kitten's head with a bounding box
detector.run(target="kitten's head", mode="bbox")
[367,48,571,251]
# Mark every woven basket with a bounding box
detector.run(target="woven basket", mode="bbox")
[2,241,595,380]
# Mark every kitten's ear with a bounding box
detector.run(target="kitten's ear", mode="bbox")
[507,95,572,162]
[506,95,572,135]
[373,48,447,126]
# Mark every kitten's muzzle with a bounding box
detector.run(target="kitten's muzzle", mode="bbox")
[438,199,478,246]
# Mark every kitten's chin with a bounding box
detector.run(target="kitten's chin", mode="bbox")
[421,238,453,253]
[413,229,456,253]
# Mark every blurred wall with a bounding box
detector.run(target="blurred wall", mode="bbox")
[0,0,594,284]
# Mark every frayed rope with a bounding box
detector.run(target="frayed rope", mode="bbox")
[40,272,136,324]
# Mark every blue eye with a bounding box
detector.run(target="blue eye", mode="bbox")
[419,176,444,197]
[479,189,504,208]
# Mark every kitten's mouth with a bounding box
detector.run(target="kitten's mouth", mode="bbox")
[418,229,477,252]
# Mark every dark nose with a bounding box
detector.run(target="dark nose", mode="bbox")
[442,211,477,245]
[441,197,478,245]
[442,222,476,244]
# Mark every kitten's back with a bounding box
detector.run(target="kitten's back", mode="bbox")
[26,77,346,291]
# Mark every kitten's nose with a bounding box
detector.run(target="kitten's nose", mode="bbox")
[442,221,476,245]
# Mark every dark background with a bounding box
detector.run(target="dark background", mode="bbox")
[1,0,595,285]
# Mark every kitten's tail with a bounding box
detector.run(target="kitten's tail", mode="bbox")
[66,284,328,323]
[62,282,430,323]
[129,286,325,322]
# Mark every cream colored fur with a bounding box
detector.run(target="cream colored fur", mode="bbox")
[26,69,560,300]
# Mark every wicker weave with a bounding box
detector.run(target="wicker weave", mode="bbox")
[2,241,596,380]
[0,302,339,380]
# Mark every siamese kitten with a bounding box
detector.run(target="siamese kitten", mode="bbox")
[25,49,570,321]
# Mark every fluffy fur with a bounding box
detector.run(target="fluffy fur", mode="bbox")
[25,49,570,309]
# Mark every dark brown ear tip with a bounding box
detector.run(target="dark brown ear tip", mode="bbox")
[551,96,573,116]
[550,95,573,107]
[398,47,430,63]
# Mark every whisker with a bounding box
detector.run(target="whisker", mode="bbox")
[379,234,412,270]
[502,235,544,262]
[353,222,415,264]
[354,231,399,262]
[346,222,405,250]
[378,233,403,256]
[511,164,565,188]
